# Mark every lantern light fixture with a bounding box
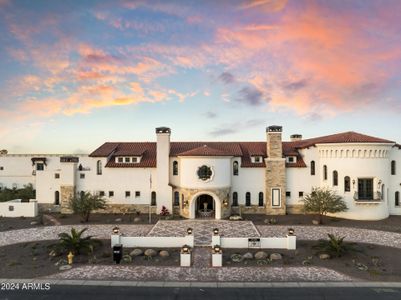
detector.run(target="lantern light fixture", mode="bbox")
[181,245,190,254]
[112,226,120,234]
[187,227,193,235]
[213,228,219,235]
[288,228,295,235]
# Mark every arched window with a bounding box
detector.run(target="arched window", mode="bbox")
[258,192,264,207]
[232,192,238,207]
[173,161,178,176]
[323,165,327,180]
[54,191,60,205]
[333,171,338,186]
[344,176,350,192]
[181,194,185,208]
[396,192,400,206]
[391,160,396,175]
[233,161,239,176]
[310,161,315,175]
[151,191,156,206]
[97,160,102,175]
[174,191,179,206]
[381,184,385,200]
[245,192,251,207]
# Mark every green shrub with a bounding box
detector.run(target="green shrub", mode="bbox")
[69,191,106,222]
[313,234,355,257]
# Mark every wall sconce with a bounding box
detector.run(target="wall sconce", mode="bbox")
[184,199,189,207]
[187,227,193,235]
[213,228,219,235]
[112,226,120,234]
[378,179,382,188]
[288,228,295,235]
[352,179,355,188]
[213,245,222,254]
[223,199,228,207]
[181,245,191,254]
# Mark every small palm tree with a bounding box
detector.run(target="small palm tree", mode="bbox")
[69,191,107,222]
[57,227,101,255]
[302,187,347,224]
[313,234,355,257]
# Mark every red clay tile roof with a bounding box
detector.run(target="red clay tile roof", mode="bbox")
[177,145,233,156]
[89,131,393,168]
[288,131,394,150]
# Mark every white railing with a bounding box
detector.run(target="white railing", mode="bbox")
[111,234,194,248]
[212,234,296,250]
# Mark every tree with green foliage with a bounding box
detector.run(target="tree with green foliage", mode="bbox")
[68,191,106,222]
[0,184,36,202]
[302,187,347,224]
[57,227,101,255]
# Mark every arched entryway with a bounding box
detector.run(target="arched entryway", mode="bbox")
[196,194,214,218]
[189,191,221,219]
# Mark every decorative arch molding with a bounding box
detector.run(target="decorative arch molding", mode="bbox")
[189,190,221,219]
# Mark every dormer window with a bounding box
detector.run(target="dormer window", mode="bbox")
[252,156,263,163]
[286,156,296,163]
[115,156,141,163]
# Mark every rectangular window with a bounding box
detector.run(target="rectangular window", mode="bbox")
[272,188,281,207]
[0,166,3,170]
[132,157,138,163]
[80,173,85,179]
[357,178,373,200]
[299,191,304,197]
[125,191,130,198]
[135,191,140,197]
[254,156,261,163]
[36,163,44,171]
[109,191,114,197]
[125,157,130,163]
[99,191,105,197]
[286,191,291,197]
[118,157,123,163]
[288,157,294,163]
[55,173,60,179]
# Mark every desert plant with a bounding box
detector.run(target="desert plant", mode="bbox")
[313,234,355,257]
[68,191,107,222]
[302,187,347,224]
[56,227,102,255]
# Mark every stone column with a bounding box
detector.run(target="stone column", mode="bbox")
[60,185,75,214]
[265,126,286,215]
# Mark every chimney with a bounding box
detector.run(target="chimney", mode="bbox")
[155,127,172,212]
[266,125,283,158]
[290,134,302,142]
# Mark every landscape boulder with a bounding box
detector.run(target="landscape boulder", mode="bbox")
[144,249,157,257]
[159,250,170,257]
[243,252,253,260]
[254,251,268,260]
[130,249,143,257]
[319,253,330,260]
[270,253,282,260]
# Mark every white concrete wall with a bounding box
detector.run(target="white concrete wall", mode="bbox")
[111,234,194,248]
[179,157,232,189]
[231,160,265,206]
[0,199,38,217]
[219,236,296,250]
[0,155,35,189]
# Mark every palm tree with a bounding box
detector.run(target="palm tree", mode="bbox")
[57,227,101,255]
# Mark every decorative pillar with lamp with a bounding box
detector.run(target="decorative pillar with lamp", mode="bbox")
[212,228,220,246]
[212,244,223,267]
[180,244,192,267]
[286,227,296,250]
[111,226,121,248]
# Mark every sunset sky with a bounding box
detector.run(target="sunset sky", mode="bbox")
[1,0,400,153]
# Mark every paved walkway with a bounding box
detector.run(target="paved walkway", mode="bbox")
[148,220,260,245]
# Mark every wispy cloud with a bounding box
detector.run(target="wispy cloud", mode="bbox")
[236,86,266,106]
[209,119,265,137]
[218,72,235,84]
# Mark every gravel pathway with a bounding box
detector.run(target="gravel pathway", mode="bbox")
[0,225,153,247]
[44,265,353,282]
[257,226,401,249]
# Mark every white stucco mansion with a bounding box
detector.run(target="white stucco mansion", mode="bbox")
[1,126,401,220]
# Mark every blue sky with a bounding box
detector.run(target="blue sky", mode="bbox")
[0,0,401,153]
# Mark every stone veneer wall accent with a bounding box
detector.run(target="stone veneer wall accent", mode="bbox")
[38,203,61,213]
[60,185,75,214]
[177,187,231,219]
[265,159,286,215]
[232,205,266,214]
[98,204,157,214]
[286,204,305,214]
[267,132,283,159]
